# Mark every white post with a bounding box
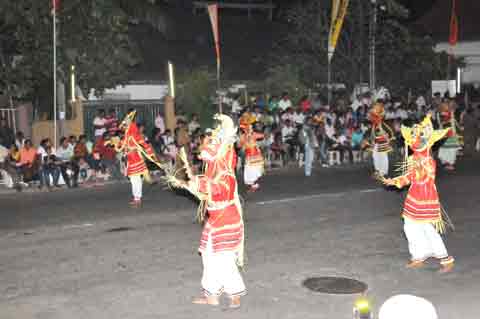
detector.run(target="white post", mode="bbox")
[53,9,57,146]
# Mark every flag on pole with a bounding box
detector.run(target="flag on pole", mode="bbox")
[52,0,60,14]
[208,4,220,67]
[449,0,458,47]
[328,0,349,62]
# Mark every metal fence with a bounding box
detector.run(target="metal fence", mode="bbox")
[83,100,164,140]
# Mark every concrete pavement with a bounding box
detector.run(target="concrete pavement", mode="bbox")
[1,159,479,318]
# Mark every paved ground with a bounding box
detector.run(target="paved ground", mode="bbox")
[1,158,479,318]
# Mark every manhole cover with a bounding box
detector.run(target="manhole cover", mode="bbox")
[302,277,368,294]
[106,227,135,233]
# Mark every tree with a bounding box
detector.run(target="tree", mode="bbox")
[0,0,140,114]
[269,0,456,95]
[176,67,217,128]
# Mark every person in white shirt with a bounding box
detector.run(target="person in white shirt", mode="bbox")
[395,106,409,120]
[93,109,107,139]
[281,108,295,123]
[56,137,79,187]
[324,119,336,140]
[278,93,292,111]
[188,114,201,135]
[281,120,296,143]
[155,113,165,134]
[293,108,305,126]
[231,96,242,115]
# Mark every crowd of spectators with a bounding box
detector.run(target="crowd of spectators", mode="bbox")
[1,90,480,191]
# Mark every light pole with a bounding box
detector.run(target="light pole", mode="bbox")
[369,0,377,92]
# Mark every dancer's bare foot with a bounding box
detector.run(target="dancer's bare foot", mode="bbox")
[129,199,142,208]
[192,296,220,306]
[439,258,455,273]
[229,296,241,308]
[406,260,425,269]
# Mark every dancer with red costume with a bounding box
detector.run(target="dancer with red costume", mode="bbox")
[437,102,461,171]
[368,102,394,177]
[166,114,246,308]
[381,114,455,273]
[114,110,158,207]
[239,117,264,192]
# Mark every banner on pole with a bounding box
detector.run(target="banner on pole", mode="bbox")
[208,4,220,66]
[449,0,458,48]
[328,0,349,62]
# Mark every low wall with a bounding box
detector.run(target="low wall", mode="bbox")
[31,101,84,146]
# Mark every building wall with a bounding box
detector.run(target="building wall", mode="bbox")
[436,41,480,84]
[88,84,169,101]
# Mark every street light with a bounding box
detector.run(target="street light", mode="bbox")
[369,0,378,92]
[168,61,175,98]
[70,65,76,102]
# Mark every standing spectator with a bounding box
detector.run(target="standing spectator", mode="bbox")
[278,93,292,111]
[68,135,78,147]
[188,114,201,135]
[56,137,79,188]
[155,112,166,134]
[281,107,295,123]
[299,118,318,176]
[268,96,279,112]
[351,126,364,150]
[104,109,119,136]
[15,131,26,149]
[18,139,39,183]
[176,121,191,151]
[231,95,242,118]
[93,109,107,140]
[162,129,177,163]
[293,107,306,126]
[300,95,312,113]
[138,124,149,143]
[0,118,14,147]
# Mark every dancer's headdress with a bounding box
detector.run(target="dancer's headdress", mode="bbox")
[401,114,449,152]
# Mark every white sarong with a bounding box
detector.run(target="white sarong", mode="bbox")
[403,218,448,261]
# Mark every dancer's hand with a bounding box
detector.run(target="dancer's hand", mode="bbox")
[384,178,395,186]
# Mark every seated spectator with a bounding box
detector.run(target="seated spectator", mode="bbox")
[0,137,21,190]
[78,157,95,183]
[74,135,90,161]
[56,137,79,188]
[39,146,61,190]
[18,139,39,183]
[93,132,122,180]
